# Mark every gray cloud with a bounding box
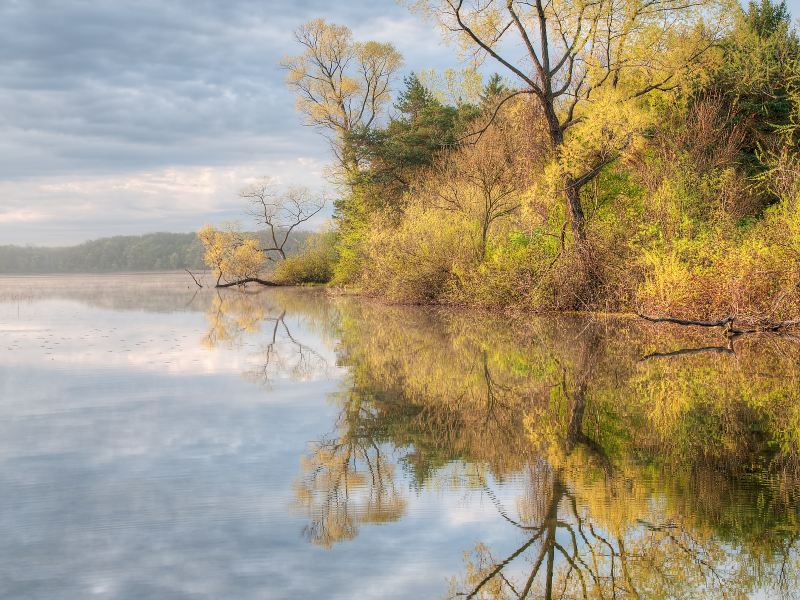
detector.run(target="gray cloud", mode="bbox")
[0,0,455,176]
[0,0,456,244]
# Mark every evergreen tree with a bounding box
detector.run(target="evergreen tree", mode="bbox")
[479,73,510,108]
[346,73,478,213]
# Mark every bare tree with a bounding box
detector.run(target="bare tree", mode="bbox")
[413,0,728,240]
[431,123,524,256]
[241,180,327,261]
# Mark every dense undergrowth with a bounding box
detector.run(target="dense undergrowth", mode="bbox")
[202,1,800,321]
[322,2,800,320]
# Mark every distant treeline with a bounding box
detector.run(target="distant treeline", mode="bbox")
[0,231,310,274]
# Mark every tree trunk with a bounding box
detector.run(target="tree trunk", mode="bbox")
[215,277,279,288]
[565,177,587,241]
[542,101,587,243]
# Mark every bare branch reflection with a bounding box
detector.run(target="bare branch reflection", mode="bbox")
[202,289,330,384]
[292,303,800,598]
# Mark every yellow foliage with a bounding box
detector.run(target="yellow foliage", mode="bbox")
[358,203,479,303]
[558,87,654,180]
[197,224,265,285]
[281,19,402,174]
[418,67,484,105]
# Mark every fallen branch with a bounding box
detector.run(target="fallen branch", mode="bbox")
[728,320,800,335]
[640,345,735,361]
[185,268,203,288]
[636,312,735,328]
[636,311,800,336]
[216,277,279,288]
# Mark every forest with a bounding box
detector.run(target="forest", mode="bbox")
[0,231,310,274]
[0,233,205,274]
[198,0,800,321]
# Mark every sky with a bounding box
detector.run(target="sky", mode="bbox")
[0,0,799,246]
[0,0,459,246]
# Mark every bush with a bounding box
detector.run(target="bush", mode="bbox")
[358,204,479,303]
[272,231,337,285]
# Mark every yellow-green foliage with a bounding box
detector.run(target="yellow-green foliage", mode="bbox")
[636,187,800,319]
[283,0,800,320]
[197,224,265,285]
[358,203,478,303]
[281,19,401,152]
[448,232,546,307]
[330,191,371,287]
[347,138,800,317]
[558,87,654,180]
[272,231,337,285]
[718,196,800,320]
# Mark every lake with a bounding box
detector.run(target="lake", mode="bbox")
[1,273,799,599]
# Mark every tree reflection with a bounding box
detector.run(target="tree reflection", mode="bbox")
[249,309,327,384]
[451,460,800,599]
[294,398,407,547]
[202,289,329,384]
[305,303,800,598]
[199,290,800,596]
[294,440,407,547]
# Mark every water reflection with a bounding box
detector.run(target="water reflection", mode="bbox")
[3,276,799,598]
[203,296,800,598]
[202,291,330,385]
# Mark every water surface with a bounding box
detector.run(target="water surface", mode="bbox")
[1,274,799,599]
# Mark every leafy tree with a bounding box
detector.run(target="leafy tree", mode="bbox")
[197,224,265,287]
[429,122,524,256]
[746,0,795,37]
[478,73,510,108]
[412,0,729,241]
[198,183,327,287]
[281,19,403,180]
[346,73,475,213]
[708,0,800,174]
[395,72,436,120]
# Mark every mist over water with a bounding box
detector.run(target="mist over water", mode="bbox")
[1,274,799,599]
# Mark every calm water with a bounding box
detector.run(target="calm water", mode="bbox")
[1,273,800,599]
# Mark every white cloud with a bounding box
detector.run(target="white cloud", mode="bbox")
[0,208,46,224]
[0,0,464,245]
[0,158,331,244]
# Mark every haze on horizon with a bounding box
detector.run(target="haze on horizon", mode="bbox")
[1,0,798,247]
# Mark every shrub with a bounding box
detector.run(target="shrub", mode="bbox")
[358,204,479,303]
[272,231,337,285]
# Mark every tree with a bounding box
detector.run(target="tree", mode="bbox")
[281,19,403,181]
[479,73,510,108]
[395,72,437,121]
[197,224,266,287]
[197,182,327,288]
[710,0,799,176]
[412,0,728,241]
[346,74,474,213]
[241,179,326,261]
[746,0,795,37]
[430,122,524,256]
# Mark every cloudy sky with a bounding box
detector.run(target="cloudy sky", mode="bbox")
[0,0,462,246]
[1,0,798,246]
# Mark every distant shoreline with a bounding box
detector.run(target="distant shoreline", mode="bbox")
[0,271,211,278]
